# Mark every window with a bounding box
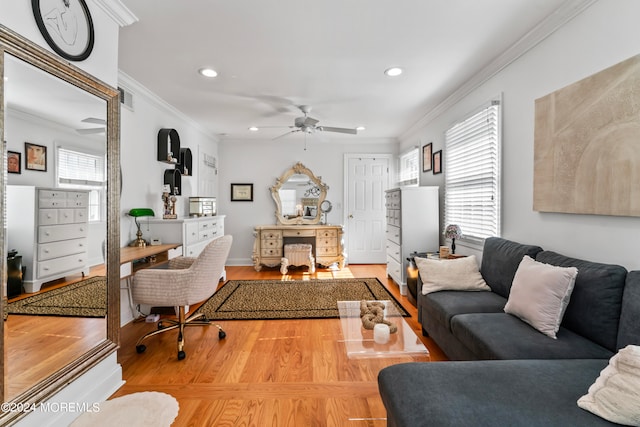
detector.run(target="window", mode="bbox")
[56,146,106,222]
[398,147,419,186]
[444,100,501,243]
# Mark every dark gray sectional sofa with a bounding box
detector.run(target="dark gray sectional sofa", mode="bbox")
[378,237,640,426]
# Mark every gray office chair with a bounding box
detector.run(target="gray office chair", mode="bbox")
[132,235,232,360]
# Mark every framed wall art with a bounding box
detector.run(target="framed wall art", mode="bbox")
[433,150,442,175]
[231,183,253,201]
[7,150,21,174]
[25,142,47,171]
[31,0,95,61]
[422,143,433,172]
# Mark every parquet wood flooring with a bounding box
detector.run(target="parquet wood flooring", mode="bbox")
[113,264,447,426]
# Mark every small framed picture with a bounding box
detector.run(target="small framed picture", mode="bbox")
[7,150,21,174]
[231,183,254,201]
[433,150,442,175]
[422,143,433,172]
[25,142,47,172]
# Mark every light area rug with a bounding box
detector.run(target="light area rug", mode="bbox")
[6,276,106,318]
[195,277,408,320]
[69,391,179,427]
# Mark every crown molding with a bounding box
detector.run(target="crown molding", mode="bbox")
[399,0,598,141]
[118,70,219,141]
[92,0,138,27]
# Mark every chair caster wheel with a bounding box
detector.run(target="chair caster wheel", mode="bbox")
[158,322,164,330]
[136,345,146,354]
[178,350,186,360]
[219,330,226,339]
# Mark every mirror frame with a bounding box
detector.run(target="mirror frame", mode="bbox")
[0,24,120,424]
[271,162,328,225]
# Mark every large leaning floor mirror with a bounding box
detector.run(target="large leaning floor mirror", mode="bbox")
[1,25,120,424]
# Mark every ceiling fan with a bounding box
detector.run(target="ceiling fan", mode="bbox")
[76,117,106,135]
[272,105,358,140]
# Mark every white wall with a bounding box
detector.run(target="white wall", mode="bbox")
[118,73,221,248]
[399,0,640,269]
[219,136,397,265]
[0,1,120,87]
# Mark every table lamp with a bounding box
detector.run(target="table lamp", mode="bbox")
[444,224,462,254]
[128,208,155,247]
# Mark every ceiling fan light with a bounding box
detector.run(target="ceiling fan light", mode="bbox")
[248,126,259,131]
[199,68,218,78]
[384,67,403,77]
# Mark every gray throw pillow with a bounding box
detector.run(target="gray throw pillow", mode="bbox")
[504,255,577,339]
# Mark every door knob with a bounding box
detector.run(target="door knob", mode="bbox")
[349,214,354,219]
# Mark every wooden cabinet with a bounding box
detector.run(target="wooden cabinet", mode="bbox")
[7,186,90,293]
[146,215,225,258]
[253,225,345,271]
[385,187,439,295]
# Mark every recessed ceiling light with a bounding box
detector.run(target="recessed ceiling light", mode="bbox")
[248,126,259,132]
[199,68,218,78]
[384,67,403,77]
[356,126,366,131]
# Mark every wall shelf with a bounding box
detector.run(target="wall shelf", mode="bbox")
[164,169,182,195]
[178,147,192,176]
[157,128,180,163]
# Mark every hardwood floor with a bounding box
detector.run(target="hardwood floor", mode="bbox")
[5,268,106,400]
[113,264,447,426]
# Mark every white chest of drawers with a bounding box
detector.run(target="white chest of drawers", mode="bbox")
[147,215,225,257]
[7,186,90,293]
[385,187,439,295]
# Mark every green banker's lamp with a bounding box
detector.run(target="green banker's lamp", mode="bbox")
[128,208,155,247]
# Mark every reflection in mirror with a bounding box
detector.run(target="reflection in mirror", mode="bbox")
[3,53,107,401]
[271,162,328,225]
[1,24,120,425]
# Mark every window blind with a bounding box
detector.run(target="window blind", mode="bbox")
[57,146,106,222]
[57,147,105,186]
[444,101,501,242]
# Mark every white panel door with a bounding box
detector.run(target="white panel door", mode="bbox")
[345,155,390,263]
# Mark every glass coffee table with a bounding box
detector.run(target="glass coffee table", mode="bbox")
[337,300,430,359]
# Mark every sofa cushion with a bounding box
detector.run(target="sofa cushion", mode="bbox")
[379,359,615,427]
[536,251,627,352]
[415,255,490,294]
[504,255,578,339]
[618,271,640,349]
[450,313,614,360]
[420,290,506,332]
[578,345,640,426]
[480,237,543,298]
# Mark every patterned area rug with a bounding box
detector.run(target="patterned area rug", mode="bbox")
[195,278,408,320]
[6,276,107,318]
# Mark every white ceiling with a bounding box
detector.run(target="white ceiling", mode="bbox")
[116,1,574,141]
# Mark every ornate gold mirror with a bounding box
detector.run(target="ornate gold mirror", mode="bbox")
[271,162,328,225]
[0,25,120,424]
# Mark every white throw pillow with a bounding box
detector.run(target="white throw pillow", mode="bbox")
[578,345,640,426]
[504,255,578,339]
[415,255,490,295]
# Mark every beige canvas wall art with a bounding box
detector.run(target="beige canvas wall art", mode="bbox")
[534,54,640,217]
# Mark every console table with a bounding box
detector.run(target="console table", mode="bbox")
[253,224,345,271]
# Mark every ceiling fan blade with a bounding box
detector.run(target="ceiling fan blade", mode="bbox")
[272,130,299,140]
[81,117,106,125]
[318,126,358,135]
[76,127,105,135]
